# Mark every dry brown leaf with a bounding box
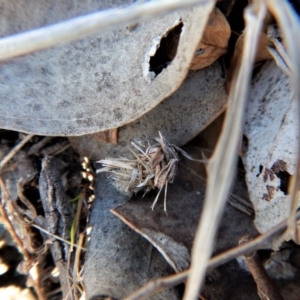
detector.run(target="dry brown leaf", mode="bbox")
[227,31,273,90]
[189,8,231,70]
[88,128,118,145]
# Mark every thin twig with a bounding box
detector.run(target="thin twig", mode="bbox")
[66,251,75,300]
[182,164,254,216]
[40,140,70,156]
[0,180,43,300]
[0,134,34,171]
[0,0,211,61]
[70,192,84,252]
[28,136,53,155]
[0,176,31,261]
[74,233,85,284]
[0,196,31,260]
[45,287,62,298]
[32,224,87,251]
[0,175,34,227]
[240,236,284,300]
[124,210,300,300]
[29,265,47,300]
[67,193,85,299]
[266,0,300,243]
[183,2,267,299]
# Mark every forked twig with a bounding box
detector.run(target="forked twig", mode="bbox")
[266,0,300,243]
[0,176,31,261]
[183,2,267,299]
[240,236,284,300]
[0,0,211,61]
[124,211,300,300]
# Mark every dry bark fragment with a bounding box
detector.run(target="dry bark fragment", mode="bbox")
[39,156,72,298]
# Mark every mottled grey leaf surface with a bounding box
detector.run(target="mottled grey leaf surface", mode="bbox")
[69,61,228,160]
[0,0,214,136]
[83,172,180,300]
[242,61,300,248]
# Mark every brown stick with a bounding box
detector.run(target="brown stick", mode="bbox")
[240,236,284,300]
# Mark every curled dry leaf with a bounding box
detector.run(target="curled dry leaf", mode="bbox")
[227,31,273,90]
[189,8,231,70]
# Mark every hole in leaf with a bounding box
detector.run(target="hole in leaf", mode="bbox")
[149,22,183,76]
[271,160,291,195]
[257,165,263,177]
[257,249,273,263]
[276,170,291,195]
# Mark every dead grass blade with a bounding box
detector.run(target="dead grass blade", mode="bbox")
[0,0,212,61]
[124,210,300,300]
[266,0,300,243]
[183,2,267,299]
[31,224,87,251]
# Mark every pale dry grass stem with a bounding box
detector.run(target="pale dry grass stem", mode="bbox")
[266,0,300,244]
[0,0,212,61]
[183,1,268,299]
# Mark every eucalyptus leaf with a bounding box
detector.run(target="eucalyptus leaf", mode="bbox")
[69,61,228,160]
[242,61,300,248]
[0,0,214,136]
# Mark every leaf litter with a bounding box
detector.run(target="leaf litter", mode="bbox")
[1,1,300,299]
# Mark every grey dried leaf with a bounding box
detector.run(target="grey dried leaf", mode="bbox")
[69,61,228,161]
[83,172,180,299]
[242,60,299,248]
[0,0,215,136]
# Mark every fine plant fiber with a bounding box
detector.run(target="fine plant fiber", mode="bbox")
[266,0,300,242]
[183,1,267,299]
[0,0,212,61]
